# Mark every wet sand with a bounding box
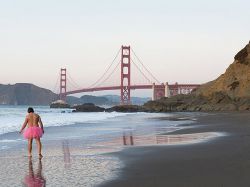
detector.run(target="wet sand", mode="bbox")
[100,112,250,187]
[1,112,189,187]
[1,112,250,186]
[0,139,123,187]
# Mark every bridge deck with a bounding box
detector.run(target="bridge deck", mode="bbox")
[65,84,200,95]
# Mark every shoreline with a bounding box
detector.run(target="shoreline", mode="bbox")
[99,111,250,187]
[0,112,196,187]
[0,112,194,151]
[1,111,248,186]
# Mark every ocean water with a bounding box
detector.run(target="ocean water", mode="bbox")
[0,105,131,135]
[0,105,192,147]
[1,106,216,158]
[0,106,215,187]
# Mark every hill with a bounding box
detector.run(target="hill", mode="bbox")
[66,94,151,106]
[103,95,151,105]
[144,41,250,111]
[0,83,151,106]
[195,41,250,99]
[0,83,57,105]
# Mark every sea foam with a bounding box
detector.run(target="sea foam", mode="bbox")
[0,106,131,135]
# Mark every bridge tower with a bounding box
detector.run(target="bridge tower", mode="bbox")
[59,68,67,101]
[120,46,131,105]
[165,82,171,98]
[152,83,165,101]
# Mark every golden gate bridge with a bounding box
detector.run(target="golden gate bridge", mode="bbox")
[55,46,199,104]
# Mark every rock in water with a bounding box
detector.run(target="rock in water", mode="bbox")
[50,100,70,108]
[72,103,105,112]
[105,105,145,112]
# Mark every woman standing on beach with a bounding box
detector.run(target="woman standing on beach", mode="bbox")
[19,107,44,158]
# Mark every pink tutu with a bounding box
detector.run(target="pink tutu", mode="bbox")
[23,127,43,139]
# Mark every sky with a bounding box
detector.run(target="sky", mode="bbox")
[0,0,249,97]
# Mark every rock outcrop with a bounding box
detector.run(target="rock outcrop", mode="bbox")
[72,104,146,113]
[144,41,250,111]
[105,105,146,112]
[195,41,250,99]
[72,103,105,112]
[144,93,239,112]
[50,100,71,108]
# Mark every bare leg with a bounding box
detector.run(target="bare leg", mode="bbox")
[28,138,33,157]
[35,138,43,158]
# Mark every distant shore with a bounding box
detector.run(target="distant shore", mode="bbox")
[99,112,250,187]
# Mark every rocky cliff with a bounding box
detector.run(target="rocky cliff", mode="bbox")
[195,41,250,99]
[0,83,57,105]
[144,41,250,111]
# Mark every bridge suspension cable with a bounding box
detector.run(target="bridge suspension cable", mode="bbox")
[88,47,121,88]
[131,48,161,84]
[52,70,60,94]
[67,71,82,90]
[131,58,152,84]
[94,61,120,88]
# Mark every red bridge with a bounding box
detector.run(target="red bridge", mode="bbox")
[57,46,199,104]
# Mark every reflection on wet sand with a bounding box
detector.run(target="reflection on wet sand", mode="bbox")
[62,140,71,168]
[23,159,46,187]
[123,132,134,145]
[102,131,221,147]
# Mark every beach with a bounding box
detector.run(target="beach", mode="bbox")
[100,112,250,187]
[0,106,195,187]
[1,108,250,186]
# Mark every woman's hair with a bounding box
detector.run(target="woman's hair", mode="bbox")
[27,107,34,113]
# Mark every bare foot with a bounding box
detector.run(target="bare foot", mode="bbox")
[39,154,43,159]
